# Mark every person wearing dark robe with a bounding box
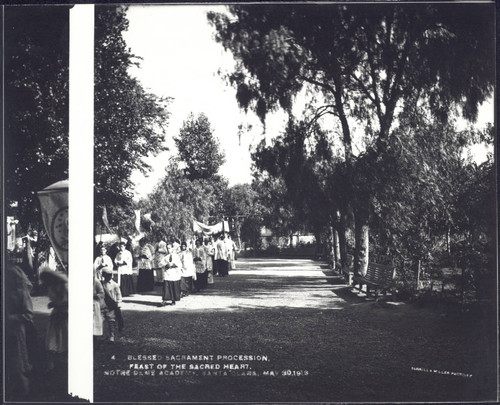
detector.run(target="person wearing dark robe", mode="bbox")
[114,241,135,296]
[5,262,35,398]
[136,238,154,292]
[214,233,229,277]
[193,239,207,291]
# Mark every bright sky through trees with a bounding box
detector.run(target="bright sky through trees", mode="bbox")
[124,4,493,200]
[124,5,270,198]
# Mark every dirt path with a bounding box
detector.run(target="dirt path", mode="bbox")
[92,257,497,403]
[20,258,497,403]
[121,258,347,311]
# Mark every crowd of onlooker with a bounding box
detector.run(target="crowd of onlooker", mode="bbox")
[5,261,68,400]
[93,232,239,343]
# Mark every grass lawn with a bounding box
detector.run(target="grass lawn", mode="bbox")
[94,258,497,403]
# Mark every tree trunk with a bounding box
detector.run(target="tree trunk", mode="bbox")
[329,225,336,270]
[334,229,341,269]
[416,259,421,291]
[337,211,348,271]
[354,211,369,277]
[236,222,242,251]
[330,225,342,271]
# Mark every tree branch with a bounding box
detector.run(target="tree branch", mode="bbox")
[382,12,395,104]
[365,33,384,121]
[299,74,336,96]
[305,105,337,131]
[350,72,378,105]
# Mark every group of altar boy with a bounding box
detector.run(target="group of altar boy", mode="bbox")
[93,233,238,342]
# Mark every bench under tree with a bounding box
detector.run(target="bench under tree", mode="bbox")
[352,262,396,298]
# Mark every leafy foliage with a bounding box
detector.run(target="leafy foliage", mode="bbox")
[95,203,137,239]
[138,108,230,240]
[139,159,228,242]
[209,3,494,281]
[252,119,340,237]
[137,112,230,241]
[250,174,297,244]
[4,6,70,230]
[369,111,495,299]
[222,183,265,247]
[175,113,226,181]
[94,6,171,212]
[5,6,172,236]
[209,4,494,137]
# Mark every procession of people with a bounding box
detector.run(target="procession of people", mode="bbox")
[92,232,239,343]
[5,224,240,396]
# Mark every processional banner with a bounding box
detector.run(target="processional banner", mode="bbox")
[37,179,68,267]
[193,219,230,235]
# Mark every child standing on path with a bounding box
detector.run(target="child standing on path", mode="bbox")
[101,267,123,342]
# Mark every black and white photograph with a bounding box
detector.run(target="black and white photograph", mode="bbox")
[3,5,73,403]
[2,2,498,404]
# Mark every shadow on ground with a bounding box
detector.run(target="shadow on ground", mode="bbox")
[95,258,496,403]
[95,302,496,403]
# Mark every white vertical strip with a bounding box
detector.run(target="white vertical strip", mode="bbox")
[69,5,94,402]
